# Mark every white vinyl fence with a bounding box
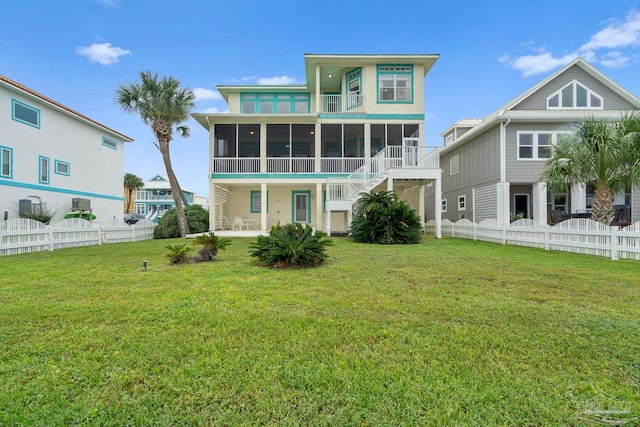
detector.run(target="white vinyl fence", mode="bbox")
[425,218,640,261]
[0,218,155,257]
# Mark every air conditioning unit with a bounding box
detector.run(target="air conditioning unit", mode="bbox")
[18,199,32,215]
[72,198,91,211]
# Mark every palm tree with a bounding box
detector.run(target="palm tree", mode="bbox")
[116,71,195,237]
[123,173,144,214]
[538,114,640,225]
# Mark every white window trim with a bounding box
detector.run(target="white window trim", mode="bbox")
[546,80,603,110]
[450,154,460,175]
[516,131,571,161]
[442,199,448,213]
[445,133,454,145]
[458,195,466,211]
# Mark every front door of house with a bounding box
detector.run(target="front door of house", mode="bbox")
[403,138,419,167]
[293,192,309,223]
[514,194,529,218]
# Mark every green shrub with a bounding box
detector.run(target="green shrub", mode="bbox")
[249,223,332,268]
[153,205,210,239]
[165,243,191,265]
[191,232,232,262]
[19,209,57,224]
[349,190,422,244]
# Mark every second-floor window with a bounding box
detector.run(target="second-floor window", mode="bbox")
[517,131,570,160]
[547,80,603,109]
[346,68,362,109]
[241,93,309,114]
[12,99,41,128]
[378,65,412,102]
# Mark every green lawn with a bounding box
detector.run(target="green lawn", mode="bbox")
[1,237,639,426]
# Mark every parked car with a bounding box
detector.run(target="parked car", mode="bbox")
[124,213,145,225]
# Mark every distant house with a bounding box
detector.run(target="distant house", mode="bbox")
[0,75,133,222]
[427,58,640,224]
[133,174,208,222]
[193,53,443,235]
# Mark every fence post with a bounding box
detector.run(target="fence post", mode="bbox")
[132,225,136,242]
[473,221,477,241]
[48,225,54,252]
[451,222,455,238]
[610,227,619,261]
[98,226,103,246]
[502,224,507,245]
[544,229,550,250]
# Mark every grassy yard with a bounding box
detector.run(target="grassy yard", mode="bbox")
[0,236,639,426]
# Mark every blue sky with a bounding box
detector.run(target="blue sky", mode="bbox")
[2,0,640,196]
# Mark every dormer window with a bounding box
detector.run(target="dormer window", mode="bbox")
[445,133,453,145]
[547,80,603,109]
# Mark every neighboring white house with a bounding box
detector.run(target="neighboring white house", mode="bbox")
[0,74,133,222]
[193,53,443,235]
[134,174,208,223]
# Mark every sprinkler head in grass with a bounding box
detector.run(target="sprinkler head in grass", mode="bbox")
[143,260,148,271]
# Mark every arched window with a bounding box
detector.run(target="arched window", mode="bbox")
[547,80,603,109]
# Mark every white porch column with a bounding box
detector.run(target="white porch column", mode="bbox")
[315,65,321,114]
[434,176,442,239]
[497,182,511,225]
[260,183,268,231]
[314,123,321,173]
[326,209,332,236]
[533,182,548,224]
[315,182,323,231]
[571,184,586,213]
[260,123,267,173]
[364,123,371,163]
[387,176,393,192]
[346,210,352,234]
[418,182,425,224]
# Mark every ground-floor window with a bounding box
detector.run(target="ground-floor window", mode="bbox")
[135,204,146,215]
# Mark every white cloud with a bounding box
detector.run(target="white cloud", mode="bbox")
[192,88,221,101]
[580,10,640,51]
[506,51,578,77]
[256,76,297,85]
[241,76,256,82]
[199,107,228,114]
[76,42,131,65]
[600,51,630,67]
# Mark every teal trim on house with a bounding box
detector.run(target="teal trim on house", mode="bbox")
[376,64,414,104]
[54,159,70,176]
[102,136,118,150]
[318,113,424,120]
[0,146,13,179]
[250,190,269,213]
[346,67,362,109]
[11,98,41,128]
[241,92,311,114]
[212,173,350,179]
[38,156,50,184]
[291,190,312,223]
[0,179,124,201]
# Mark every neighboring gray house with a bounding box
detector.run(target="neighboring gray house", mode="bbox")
[426,58,640,224]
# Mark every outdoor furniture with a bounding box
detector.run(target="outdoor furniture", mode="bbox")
[232,217,244,231]
[548,209,569,225]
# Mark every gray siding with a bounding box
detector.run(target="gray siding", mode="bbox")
[505,122,574,183]
[442,125,501,191]
[474,184,498,221]
[441,181,500,222]
[513,65,636,111]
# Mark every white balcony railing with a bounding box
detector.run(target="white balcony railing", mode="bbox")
[266,157,315,173]
[213,158,260,173]
[320,94,365,114]
[321,157,365,173]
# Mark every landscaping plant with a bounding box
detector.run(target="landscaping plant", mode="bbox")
[153,205,209,239]
[165,243,191,264]
[349,190,422,244]
[249,223,332,267]
[191,232,232,262]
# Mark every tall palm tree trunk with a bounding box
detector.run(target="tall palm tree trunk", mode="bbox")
[159,138,189,237]
[126,189,133,213]
[591,182,615,225]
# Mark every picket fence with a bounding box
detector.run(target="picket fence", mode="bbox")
[425,218,640,261]
[0,218,155,257]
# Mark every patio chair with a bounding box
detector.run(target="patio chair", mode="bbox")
[547,209,567,225]
[232,217,244,231]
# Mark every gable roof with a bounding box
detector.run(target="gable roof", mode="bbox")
[440,58,640,155]
[144,174,194,194]
[440,118,483,137]
[0,74,133,142]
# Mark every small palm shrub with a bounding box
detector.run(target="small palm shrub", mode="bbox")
[249,223,332,268]
[350,190,422,244]
[153,205,210,239]
[191,232,232,262]
[165,243,191,265]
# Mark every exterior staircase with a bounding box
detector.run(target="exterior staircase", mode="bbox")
[325,145,440,213]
